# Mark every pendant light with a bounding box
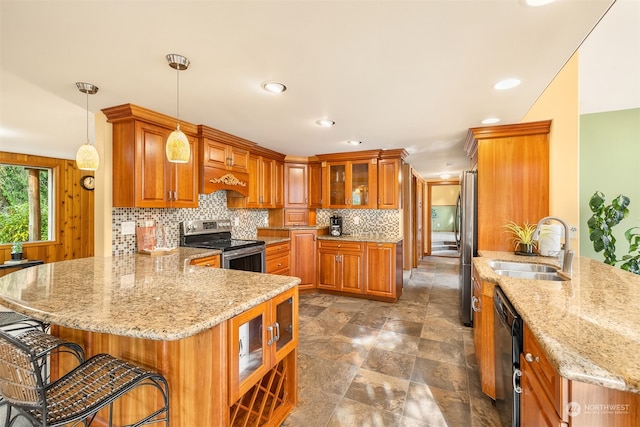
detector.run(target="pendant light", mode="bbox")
[75,82,99,171]
[165,54,190,163]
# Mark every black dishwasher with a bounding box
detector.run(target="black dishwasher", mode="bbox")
[494,286,523,427]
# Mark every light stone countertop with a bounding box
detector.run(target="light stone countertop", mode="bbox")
[474,251,640,394]
[318,234,404,244]
[0,248,300,341]
[261,236,292,245]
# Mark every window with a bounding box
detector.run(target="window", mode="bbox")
[0,164,54,244]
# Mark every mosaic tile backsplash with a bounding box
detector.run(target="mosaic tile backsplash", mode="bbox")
[112,191,401,255]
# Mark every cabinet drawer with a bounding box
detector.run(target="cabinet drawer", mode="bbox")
[267,254,290,274]
[284,209,309,226]
[189,255,221,268]
[266,241,291,257]
[523,325,568,421]
[318,240,363,252]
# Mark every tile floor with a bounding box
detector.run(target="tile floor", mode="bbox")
[283,255,501,427]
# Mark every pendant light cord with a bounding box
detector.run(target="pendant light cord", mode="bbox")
[86,90,90,144]
[176,67,181,129]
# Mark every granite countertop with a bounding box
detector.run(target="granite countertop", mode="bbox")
[0,248,300,341]
[257,225,329,231]
[474,251,640,394]
[261,236,292,245]
[318,234,404,244]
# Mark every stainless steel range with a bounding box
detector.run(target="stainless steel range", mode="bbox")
[180,219,266,273]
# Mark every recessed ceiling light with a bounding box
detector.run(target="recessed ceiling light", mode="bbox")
[440,173,451,180]
[315,119,335,127]
[262,81,287,93]
[347,140,362,145]
[482,118,501,125]
[494,78,521,90]
[524,0,555,6]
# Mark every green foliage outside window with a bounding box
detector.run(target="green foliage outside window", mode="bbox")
[0,164,50,244]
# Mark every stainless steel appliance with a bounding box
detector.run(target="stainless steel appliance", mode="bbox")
[494,286,523,427]
[330,215,343,236]
[180,219,266,273]
[458,170,477,326]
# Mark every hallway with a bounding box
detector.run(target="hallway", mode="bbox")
[283,256,501,426]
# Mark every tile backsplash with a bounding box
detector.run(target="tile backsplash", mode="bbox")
[112,191,402,255]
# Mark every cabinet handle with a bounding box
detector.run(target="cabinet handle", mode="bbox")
[274,322,280,342]
[513,368,522,394]
[525,353,540,363]
[305,197,308,204]
[239,338,244,356]
[205,263,210,267]
[471,296,480,312]
[277,263,282,267]
[378,198,381,205]
[267,325,274,346]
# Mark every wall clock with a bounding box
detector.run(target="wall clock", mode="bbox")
[80,175,95,191]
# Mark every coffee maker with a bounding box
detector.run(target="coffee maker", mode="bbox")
[330,215,343,236]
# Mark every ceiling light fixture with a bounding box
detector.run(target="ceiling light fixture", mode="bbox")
[494,78,521,90]
[347,140,362,146]
[165,53,191,163]
[75,82,99,171]
[315,119,335,127]
[482,117,501,125]
[262,81,287,93]
[440,173,451,180]
[524,0,555,6]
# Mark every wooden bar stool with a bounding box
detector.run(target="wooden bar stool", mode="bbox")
[0,330,169,427]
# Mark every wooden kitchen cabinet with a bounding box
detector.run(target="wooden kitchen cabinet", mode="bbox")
[377,150,407,209]
[317,240,364,295]
[290,230,318,290]
[465,121,550,252]
[228,286,298,403]
[104,105,199,208]
[364,241,403,301]
[246,154,275,208]
[308,160,323,208]
[284,162,308,207]
[323,159,378,209]
[189,255,221,268]
[274,160,284,208]
[201,138,249,174]
[266,241,290,275]
[472,269,496,399]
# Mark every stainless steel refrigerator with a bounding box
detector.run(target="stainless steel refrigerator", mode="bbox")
[458,170,477,327]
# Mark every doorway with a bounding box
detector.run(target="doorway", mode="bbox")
[426,181,460,257]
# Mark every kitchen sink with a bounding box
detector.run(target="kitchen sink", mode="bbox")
[487,260,558,273]
[492,269,566,281]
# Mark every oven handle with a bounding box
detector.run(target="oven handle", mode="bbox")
[222,245,266,258]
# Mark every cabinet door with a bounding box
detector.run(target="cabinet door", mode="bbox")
[327,163,348,208]
[135,121,170,207]
[285,163,308,207]
[521,353,565,427]
[350,160,375,208]
[378,158,400,209]
[274,161,284,208]
[364,243,395,298]
[170,134,198,208]
[317,248,339,290]
[308,162,323,208]
[290,230,316,289]
[229,145,249,173]
[472,271,483,370]
[246,154,261,208]
[341,251,364,294]
[271,288,298,362]
[228,302,269,402]
[260,157,275,207]
[202,139,230,169]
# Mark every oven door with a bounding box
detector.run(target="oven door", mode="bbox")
[222,245,266,273]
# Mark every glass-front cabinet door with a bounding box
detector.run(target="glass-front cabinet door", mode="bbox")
[229,302,268,402]
[272,288,298,360]
[328,163,347,207]
[350,162,369,207]
[325,159,377,208]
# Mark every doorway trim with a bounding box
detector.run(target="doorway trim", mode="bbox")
[425,180,460,256]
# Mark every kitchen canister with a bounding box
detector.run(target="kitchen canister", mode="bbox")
[538,224,562,256]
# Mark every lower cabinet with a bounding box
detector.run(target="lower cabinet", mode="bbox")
[228,287,298,423]
[266,241,290,275]
[472,269,496,399]
[317,240,364,294]
[290,230,318,290]
[364,241,402,301]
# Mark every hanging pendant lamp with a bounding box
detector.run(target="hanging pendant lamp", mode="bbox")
[166,54,190,163]
[75,82,100,171]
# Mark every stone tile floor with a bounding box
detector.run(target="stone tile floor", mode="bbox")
[282,255,501,427]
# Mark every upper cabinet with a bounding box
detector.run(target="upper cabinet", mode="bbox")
[103,104,199,208]
[228,146,285,209]
[308,160,323,208]
[198,125,254,198]
[284,162,308,208]
[377,149,407,209]
[465,120,551,252]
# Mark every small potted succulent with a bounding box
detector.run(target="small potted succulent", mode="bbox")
[10,242,23,260]
[503,221,538,254]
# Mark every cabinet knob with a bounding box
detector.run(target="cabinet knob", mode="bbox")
[205,263,210,267]
[277,263,282,267]
[525,353,539,363]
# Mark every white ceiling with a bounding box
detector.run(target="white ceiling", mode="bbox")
[1,0,637,179]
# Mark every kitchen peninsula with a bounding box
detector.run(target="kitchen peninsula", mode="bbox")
[0,248,300,427]
[473,252,640,426]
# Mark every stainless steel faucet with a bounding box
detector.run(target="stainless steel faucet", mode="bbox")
[532,216,574,276]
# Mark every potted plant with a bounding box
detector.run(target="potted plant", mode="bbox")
[11,242,23,260]
[503,221,538,254]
